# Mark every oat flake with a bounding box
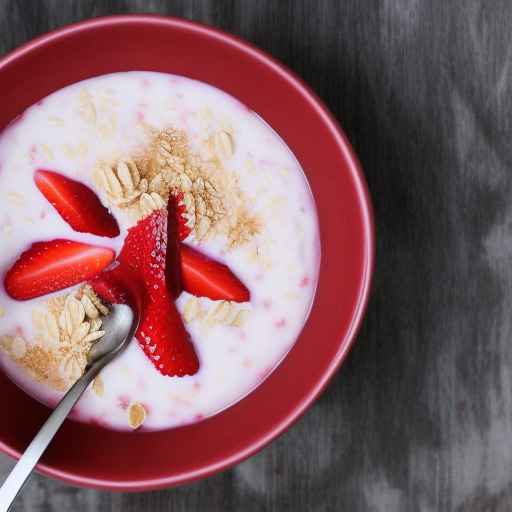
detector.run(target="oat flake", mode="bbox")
[92,375,104,397]
[127,402,147,429]
[11,336,26,359]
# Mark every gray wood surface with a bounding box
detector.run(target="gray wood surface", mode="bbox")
[1,0,511,510]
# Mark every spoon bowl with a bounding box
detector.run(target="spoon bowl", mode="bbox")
[88,304,139,365]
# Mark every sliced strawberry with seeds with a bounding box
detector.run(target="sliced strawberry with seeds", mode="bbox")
[90,204,199,377]
[135,202,197,376]
[119,207,183,298]
[118,209,175,298]
[141,209,171,299]
[166,197,182,297]
[174,191,192,241]
[138,289,199,377]
[89,263,146,309]
[117,215,145,275]
[180,244,250,303]
[4,239,115,300]
[120,212,250,302]
[89,268,128,305]
[35,169,120,238]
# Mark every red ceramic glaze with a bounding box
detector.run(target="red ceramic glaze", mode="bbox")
[0,15,374,490]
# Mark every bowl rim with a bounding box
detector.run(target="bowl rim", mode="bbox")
[0,14,375,490]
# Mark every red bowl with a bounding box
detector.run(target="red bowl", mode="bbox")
[0,15,374,490]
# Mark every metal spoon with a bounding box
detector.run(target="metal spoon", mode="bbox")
[0,303,138,512]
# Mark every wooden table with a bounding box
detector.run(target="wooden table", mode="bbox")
[2,1,511,510]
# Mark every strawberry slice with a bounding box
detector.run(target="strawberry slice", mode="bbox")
[89,268,128,305]
[35,169,120,238]
[117,207,182,298]
[166,197,182,297]
[117,209,176,297]
[174,191,192,241]
[138,289,199,377]
[119,210,249,302]
[89,263,146,308]
[4,239,115,300]
[90,205,199,377]
[180,244,250,303]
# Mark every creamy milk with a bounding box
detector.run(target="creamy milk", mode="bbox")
[0,72,319,430]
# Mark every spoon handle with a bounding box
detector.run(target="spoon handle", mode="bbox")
[0,364,100,512]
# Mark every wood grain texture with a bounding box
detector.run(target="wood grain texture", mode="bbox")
[1,0,512,510]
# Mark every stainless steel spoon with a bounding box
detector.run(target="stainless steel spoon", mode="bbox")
[0,303,138,512]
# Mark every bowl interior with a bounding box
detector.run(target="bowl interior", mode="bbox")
[0,16,373,490]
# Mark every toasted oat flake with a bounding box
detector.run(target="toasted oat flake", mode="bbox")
[231,309,249,328]
[201,301,249,327]
[64,295,86,336]
[11,336,26,359]
[82,286,110,316]
[211,301,232,323]
[83,330,105,344]
[72,142,88,159]
[105,165,124,198]
[48,116,65,127]
[81,294,99,319]
[71,321,91,344]
[139,192,165,217]
[183,297,201,323]
[40,312,60,349]
[0,307,4,318]
[47,295,66,317]
[62,144,76,159]
[92,375,104,397]
[97,113,117,139]
[78,88,97,124]
[127,402,147,429]
[116,160,135,191]
[211,130,234,160]
[59,353,83,382]
[6,192,24,206]
[90,317,103,332]
[40,143,54,160]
